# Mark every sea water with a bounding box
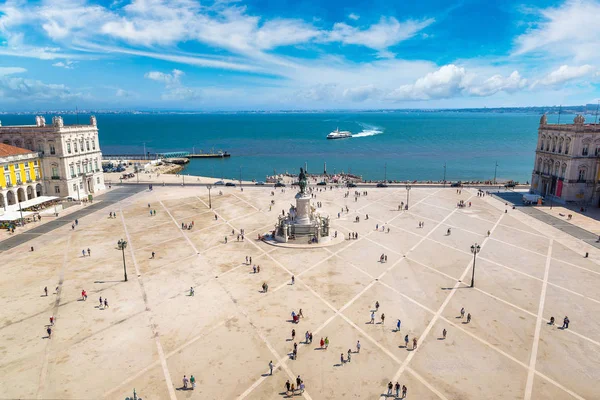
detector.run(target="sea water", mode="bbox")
[1,111,573,182]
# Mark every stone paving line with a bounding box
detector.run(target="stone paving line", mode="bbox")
[0,186,145,252]
[158,196,314,400]
[119,201,178,400]
[236,189,449,399]
[525,240,554,400]
[36,233,71,399]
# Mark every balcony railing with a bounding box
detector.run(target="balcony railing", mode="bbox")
[51,176,60,180]
[26,179,33,183]
[6,183,13,188]
[16,180,22,185]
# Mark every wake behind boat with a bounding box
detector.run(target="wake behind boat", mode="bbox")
[327,128,352,139]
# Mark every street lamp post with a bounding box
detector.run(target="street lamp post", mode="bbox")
[470,243,481,288]
[443,162,446,187]
[405,184,411,210]
[493,161,498,185]
[117,239,128,282]
[206,185,213,208]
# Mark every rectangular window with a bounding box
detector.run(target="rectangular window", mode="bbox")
[35,168,40,179]
[94,160,98,171]
[73,183,77,192]
[15,171,21,183]
[77,164,81,174]
[49,144,56,155]
[4,174,10,185]
[54,186,60,194]
[97,177,100,184]
[26,170,31,181]
[80,182,83,189]
[70,165,75,177]
[80,141,84,151]
[3,165,8,171]
[34,160,38,166]
[92,139,96,150]
[86,140,90,151]
[582,144,589,156]
[67,142,71,154]
[579,169,586,181]
[52,167,59,177]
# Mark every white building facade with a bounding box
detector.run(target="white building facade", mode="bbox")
[531,114,600,206]
[0,116,105,199]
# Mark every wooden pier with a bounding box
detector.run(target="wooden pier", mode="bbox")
[188,152,231,158]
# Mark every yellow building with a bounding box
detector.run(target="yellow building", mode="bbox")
[0,143,43,208]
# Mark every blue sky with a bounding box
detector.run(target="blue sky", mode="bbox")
[0,0,599,110]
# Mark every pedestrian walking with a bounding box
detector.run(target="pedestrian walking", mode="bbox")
[347,349,351,363]
[443,328,447,339]
[81,289,87,300]
[87,248,91,256]
[324,337,329,349]
[296,376,301,388]
[75,219,78,226]
[151,251,155,259]
[104,299,109,308]
[395,382,401,398]
[182,375,189,389]
[375,301,380,311]
[320,337,324,348]
[298,309,303,318]
[387,382,393,396]
[269,360,274,375]
[356,340,361,353]
[562,316,570,329]
[413,337,418,350]
[82,249,86,257]
[292,347,297,360]
[370,311,375,324]
[292,329,296,340]
[47,326,52,338]
[49,316,54,325]
[340,353,344,365]
[404,334,409,348]
[190,287,195,296]
[381,313,385,325]
[285,380,291,394]
[460,307,465,318]
[467,313,471,323]
[396,319,401,332]
[44,286,48,296]
[402,385,407,398]
[190,374,196,390]
[291,275,295,285]
[99,296,103,307]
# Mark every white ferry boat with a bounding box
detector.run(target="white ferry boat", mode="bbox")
[327,128,352,139]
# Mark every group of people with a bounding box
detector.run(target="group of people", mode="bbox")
[181,374,196,390]
[284,376,305,396]
[181,221,194,230]
[386,382,408,398]
[108,211,118,218]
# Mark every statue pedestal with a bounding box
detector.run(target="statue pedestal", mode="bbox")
[295,193,311,225]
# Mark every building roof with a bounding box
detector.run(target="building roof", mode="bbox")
[0,143,36,157]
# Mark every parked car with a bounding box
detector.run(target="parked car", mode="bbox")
[316,181,327,186]
[214,180,225,185]
[225,182,236,187]
[346,182,357,188]
[505,181,517,188]
[255,181,266,185]
[450,181,462,187]
[274,182,286,187]
[376,183,388,188]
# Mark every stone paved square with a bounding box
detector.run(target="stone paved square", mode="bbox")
[1,185,599,400]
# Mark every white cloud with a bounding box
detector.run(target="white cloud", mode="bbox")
[467,71,527,96]
[327,17,434,54]
[52,60,77,69]
[514,0,600,62]
[348,13,360,21]
[144,68,200,100]
[343,85,381,102]
[0,76,80,101]
[0,66,27,76]
[115,88,135,98]
[532,64,595,87]
[387,64,468,101]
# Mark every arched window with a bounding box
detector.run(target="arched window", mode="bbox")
[558,137,564,154]
[582,144,589,156]
[537,158,542,172]
[561,163,567,178]
[552,137,557,152]
[565,138,571,155]
[554,162,560,176]
[578,167,587,182]
[540,137,545,150]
